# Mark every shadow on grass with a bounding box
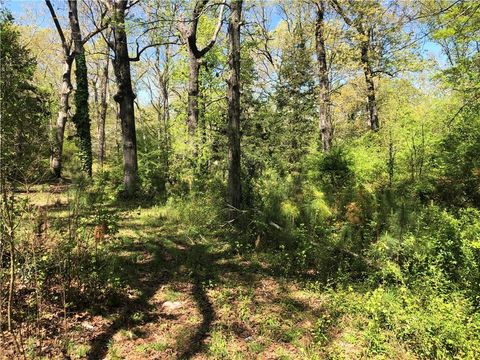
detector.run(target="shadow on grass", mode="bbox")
[86,241,169,359]
[86,228,223,359]
[85,213,327,359]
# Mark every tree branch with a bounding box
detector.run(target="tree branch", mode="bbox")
[45,0,70,56]
[198,2,225,57]
[82,23,108,44]
[129,41,180,61]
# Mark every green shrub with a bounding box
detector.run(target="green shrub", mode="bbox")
[319,285,480,359]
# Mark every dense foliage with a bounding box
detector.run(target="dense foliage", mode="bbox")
[1,0,479,358]
[0,11,51,182]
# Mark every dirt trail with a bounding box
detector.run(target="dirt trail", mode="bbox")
[79,207,328,359]
[2,201,330,360]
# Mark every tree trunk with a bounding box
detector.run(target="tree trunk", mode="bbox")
[187,52,200,136]
[329,0,379,132]
[315,0,332,151]
[227,0,243,212]
[181,0,224,139]
[361,41,379,131]
[111,1,138,196]
[97,53,109,168]
[161,49,171,181]
[154,46,170,197]
[51,57,73,178]
[68,0,93,176]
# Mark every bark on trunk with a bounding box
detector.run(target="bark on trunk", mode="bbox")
[97,53,109,168]
[111,0,138,196]
[180,0,224,138]
[51,57,73,178]
[227,0,243,212]
[68,0,93,176]
[161,51,171,176]
[154,46,171,197]
[361,41,379,131]
[330,0,380,131]
[315,0,332,151]
[187,53,200,136]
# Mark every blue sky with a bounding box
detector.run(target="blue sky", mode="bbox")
[5,0,42,16]
[4,0,53,28]
[3,0,446,85]
[4,0,445,57]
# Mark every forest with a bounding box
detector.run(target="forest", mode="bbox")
[1,0,479,358]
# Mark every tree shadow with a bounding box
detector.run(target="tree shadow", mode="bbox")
[85,216,325,359]
[87,242,171,359]
[86,230,223,359]
[176,277,215,359]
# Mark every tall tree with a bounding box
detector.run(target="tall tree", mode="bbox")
[94,40,110,168]
[178,0,224,136]
[0,11,50,181]
[330,0,380,131]
[45,0,104,177]
[105,0,139,196]
[68,0,93,176]
[227,0,243,212]
[45,0,74,178]
[275,19,316,170]
[315,0,332,150]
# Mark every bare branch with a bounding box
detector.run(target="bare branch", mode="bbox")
[129,41,180,62]
[198,3,225,56]
[45,0,71,56]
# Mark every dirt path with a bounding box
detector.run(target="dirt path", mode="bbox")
[2,198,332,360]
[74,207,329,360]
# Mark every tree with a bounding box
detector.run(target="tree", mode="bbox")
[68,0,93,176]
[91,37,110,168]
[0,11,50,182]
[45,0,75,178]
[330,0,380,131]
[178,0,224,137]
[227,0,243,213]
[45,0,104,177]
[330,0,418,132]
[314,0,332,150]
[421,0,480,206]
[98,50,109,168]
[274,18,316,170]
[104,0,139,196]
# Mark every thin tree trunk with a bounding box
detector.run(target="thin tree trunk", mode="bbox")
[361,41,379,131]
[227,0,243,212]
[154,46,170,196]
[161,47,171,185]
[330,0,380,131]
[111,1,138,196]
[315,0,332,151]
[51,57,73,178]
[180,0,224,138]
[68,0,93,176]
[187,53,200,136]
[1,180,15,332]
[97,53,109,168]
[46,0,72,179]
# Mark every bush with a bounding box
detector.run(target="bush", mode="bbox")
[362,205,480,299]
[319,285,480,359]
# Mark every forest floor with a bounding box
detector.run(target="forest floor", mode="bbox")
[3,185,345,360]
[74,207,331,360]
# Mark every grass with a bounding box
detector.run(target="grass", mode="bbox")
[135,341,170,353]
[66,341,91,359]
[6,186,480,360]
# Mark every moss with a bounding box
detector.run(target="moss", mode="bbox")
[72,51,92,176]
